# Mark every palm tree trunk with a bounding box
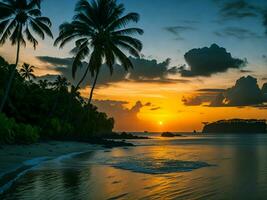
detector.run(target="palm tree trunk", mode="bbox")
[0,41,20,112]
[64,65,90,121]
[75,65,90,91]
[88,70,99,105]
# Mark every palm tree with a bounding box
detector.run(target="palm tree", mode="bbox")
[52,75,70,92]
[0,0,53,111]
[20,63,36,81]
[54,0,143,104]
[38,79,50,89]
[49,75,70,117]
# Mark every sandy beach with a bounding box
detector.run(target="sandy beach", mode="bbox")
[0,141,102,177]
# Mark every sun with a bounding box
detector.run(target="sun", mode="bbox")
[158,121,163,125]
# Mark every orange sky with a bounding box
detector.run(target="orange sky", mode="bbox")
[1,44,267,132]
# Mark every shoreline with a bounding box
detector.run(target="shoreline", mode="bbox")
[0,141,104,194]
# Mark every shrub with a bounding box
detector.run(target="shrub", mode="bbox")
[0,113,16,144]
[14,124,40,144]
[41,118,74,140]
[0,113,39,144]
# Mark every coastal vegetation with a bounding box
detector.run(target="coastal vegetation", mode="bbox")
[0,0,144,145]
[0,56,114,144]
[202,119,267,133]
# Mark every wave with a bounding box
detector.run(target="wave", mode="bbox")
[0,151,93,195]
[101,157,213,174]
[0,157,49,195]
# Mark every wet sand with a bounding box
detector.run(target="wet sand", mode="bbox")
[0,141,102,177]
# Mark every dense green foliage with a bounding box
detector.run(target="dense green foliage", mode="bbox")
[0,57,114,144]
[0,113,39,144]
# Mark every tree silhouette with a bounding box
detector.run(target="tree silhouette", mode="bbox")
[0,0,53,111]
[52,75,70,92]
[38,79,50,89]
[54,0,143,104]
[20,63,36,81]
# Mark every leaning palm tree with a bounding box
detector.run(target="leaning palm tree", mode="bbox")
[54,0,143,104]
[0,0,53,111]
[20,63,36,81]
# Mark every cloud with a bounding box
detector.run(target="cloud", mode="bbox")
[263,12,267,34]
[182,88,223,106]
[179,44,247,77]
[36,56,188,87]
[214,27,262,40]
[240,69,253,73]
[262,83,267,101]
[218,0,259,20]
[36,56,74,66]
[220,75,263,106]
[163,25,196,40]
[150,107,161,111]
[182,76,267,107]
[215,0,267,35]
[197,88,226,93]
[93,100,152,131]
[182,96,204,106]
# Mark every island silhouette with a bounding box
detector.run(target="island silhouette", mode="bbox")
[202,119,267,134]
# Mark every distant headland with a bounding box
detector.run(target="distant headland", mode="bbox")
[202,119,267,134]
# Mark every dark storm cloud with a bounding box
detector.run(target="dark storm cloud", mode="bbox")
[179,44,247,77]
[36,56,187,87]
[163,26,196,40]
[182,76,267,107]
[214,27,262,40]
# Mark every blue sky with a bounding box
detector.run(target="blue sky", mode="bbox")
[39,0,267,71]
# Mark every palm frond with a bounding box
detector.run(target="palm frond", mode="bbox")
[112,28,144,36]
[28,9,41,17]
[29,19,45,39]
[0,19,16,45]
[113,35,142,51]
[107,12,140,31]
[111,43,133,70]
[31,18,53,38]
[72,40,90,78]
[25,26,38,49]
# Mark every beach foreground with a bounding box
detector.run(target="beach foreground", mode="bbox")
[1,134,267,199]
[0,141,102,178]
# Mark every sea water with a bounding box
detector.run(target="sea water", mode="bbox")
[1,134,267,200]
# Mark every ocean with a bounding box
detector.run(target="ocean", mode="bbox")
[2,133,267,200]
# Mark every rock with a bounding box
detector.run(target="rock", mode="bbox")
[161,132,183,137]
